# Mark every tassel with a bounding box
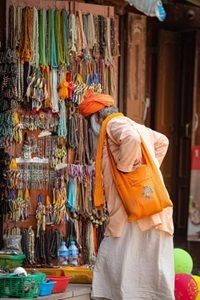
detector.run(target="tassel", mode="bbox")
[45,194,51,206]
[9,158,18,171]
[58,78,69,100]
[24,188,30,200]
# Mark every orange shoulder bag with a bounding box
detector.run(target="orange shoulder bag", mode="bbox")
[107,137,173,222]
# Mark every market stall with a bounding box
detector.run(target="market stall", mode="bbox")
[0,0,119,297]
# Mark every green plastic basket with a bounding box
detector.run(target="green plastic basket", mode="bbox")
[0,272,46,298]
[0,254,25,270]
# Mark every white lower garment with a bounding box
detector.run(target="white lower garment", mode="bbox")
[91,222,175,300]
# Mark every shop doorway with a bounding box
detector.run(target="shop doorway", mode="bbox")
[155,29,196,236]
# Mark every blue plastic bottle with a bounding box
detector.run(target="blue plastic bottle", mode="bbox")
[68,241,79,266]
[57,241,69,266]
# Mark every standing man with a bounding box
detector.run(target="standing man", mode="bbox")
[79,89,175,300]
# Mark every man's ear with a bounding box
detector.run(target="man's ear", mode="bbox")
[90,113,101,136]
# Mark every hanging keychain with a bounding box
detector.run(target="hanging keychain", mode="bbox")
[45,195,53,225]
[68,105,78,150]
[17,189,26,221]
[53,188,67,225]
[24,187,30,220]
[53,138,67,170]
[28,226,36,265]
[12,112,22,144]
[36,194,46,237]
[10,189,23,222]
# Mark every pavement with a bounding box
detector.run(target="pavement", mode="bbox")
[0,284,91,300]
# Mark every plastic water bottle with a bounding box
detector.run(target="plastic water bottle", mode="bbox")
[127,0,166,22]
[57,241,69,266]
[155,1,166,22]
[68,241,79,266]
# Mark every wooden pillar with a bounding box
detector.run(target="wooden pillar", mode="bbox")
[123,13,146,124]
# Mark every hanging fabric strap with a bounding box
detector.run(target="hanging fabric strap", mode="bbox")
[38,9,47,66]
[32,8,39,66]
[20,7,34,62]
[67,178,76,213]
[55,10,65,66]
[48,9,58,68]
[43,66,52,109]
[62,10,69,66]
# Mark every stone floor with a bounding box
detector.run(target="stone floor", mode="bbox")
[0,284,91,300]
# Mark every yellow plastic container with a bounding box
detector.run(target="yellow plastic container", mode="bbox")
[61,266,93,284]
[26,267,64,276]
[26,266,93,283]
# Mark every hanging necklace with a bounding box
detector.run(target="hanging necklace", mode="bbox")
[51,69,59,113]
[20,7,34,62]
[87,14,96,50]
[69,14,77,53]
[58,100,67,138]
[78,11,87,51]
[16,7,22,53]
[105,18,112,66]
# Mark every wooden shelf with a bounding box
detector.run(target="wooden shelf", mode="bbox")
[6,0,114,47]
[6,0,114,17]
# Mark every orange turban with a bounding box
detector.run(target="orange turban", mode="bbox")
[79,89,115,117]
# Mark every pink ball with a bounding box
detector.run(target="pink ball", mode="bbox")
[175,274,198,300]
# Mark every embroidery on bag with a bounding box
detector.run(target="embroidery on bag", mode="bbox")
[143,186,153,198]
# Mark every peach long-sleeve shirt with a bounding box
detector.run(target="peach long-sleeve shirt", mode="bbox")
[102,116,174,237]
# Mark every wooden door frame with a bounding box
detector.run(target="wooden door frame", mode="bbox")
[176,31,196,235]
[145,22,200,271]
[118,14,127,113]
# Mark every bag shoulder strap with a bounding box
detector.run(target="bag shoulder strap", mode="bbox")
[125,120,158,169]
[134,126,166,181]
[106,118,161,176]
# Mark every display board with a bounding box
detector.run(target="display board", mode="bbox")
[187,146,200,241]
[0,0,119,267]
